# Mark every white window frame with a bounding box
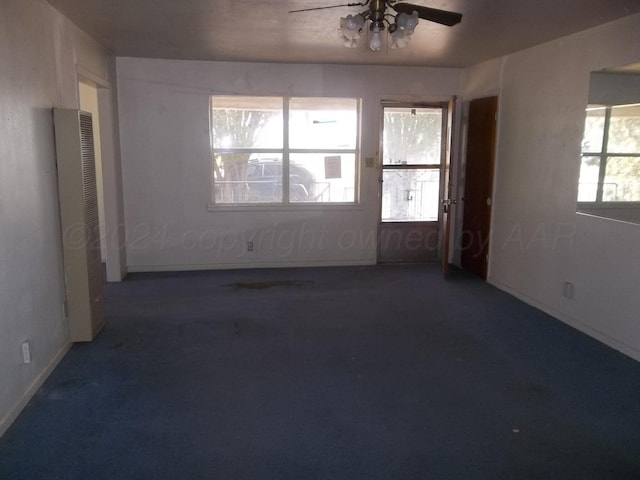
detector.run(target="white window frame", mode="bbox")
[578,103,640,204]
[208,96,361,210]
[380,102,447,223]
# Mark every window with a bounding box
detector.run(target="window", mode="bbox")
[578,103,640,202]
[381,106,444,221]
[210,96,359,206]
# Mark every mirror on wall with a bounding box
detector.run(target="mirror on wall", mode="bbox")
[577,62,640,224]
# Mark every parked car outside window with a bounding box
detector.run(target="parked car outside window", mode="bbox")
[246,158,316,202]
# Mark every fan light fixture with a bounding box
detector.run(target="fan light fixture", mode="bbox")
[339,3,419,50]
[291,1,462,52]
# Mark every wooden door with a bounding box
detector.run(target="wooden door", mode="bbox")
[461,96,498,279]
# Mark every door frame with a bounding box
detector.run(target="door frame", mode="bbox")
[77,68,127,282]
[376,98,456,265]
[441,96,457,278]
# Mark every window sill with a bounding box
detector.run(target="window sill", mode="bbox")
[577,202,640,209]
[207,203,362,213]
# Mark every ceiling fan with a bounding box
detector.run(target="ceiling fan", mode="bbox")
[289,0,462,51]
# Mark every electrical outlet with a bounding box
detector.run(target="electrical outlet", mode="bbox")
[247,241,254,252]
[562,282,574,299]
[22,341,32,364]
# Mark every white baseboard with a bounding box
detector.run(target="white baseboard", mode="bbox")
[488,277,640,363]
[0,341,72,438]
[126,258,376,273]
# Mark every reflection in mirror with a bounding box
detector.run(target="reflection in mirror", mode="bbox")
[577,64,640,224]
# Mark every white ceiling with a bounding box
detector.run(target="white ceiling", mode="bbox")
[47,0,640,67]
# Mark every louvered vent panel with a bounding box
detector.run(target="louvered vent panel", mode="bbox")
[54,108,104,342]
[79,112,103,323]
[80,112,99,234]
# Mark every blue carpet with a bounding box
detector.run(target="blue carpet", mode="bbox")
[1,265,639,479]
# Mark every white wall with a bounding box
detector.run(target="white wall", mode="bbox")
[462,13,640,361]
[578,70,640,224]
[98,60,128,282]
[117,58,462,271]
[75,27,128,282]
[0,0,119,435]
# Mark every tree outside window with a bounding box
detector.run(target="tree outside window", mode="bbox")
[210,96,359,206]
[579,103,640,202]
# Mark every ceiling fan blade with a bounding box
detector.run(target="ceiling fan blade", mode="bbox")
[392,3,462,26]
[289,2,366,13]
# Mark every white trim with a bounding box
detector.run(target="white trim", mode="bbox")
[207,203,363,213]
[127,258,376,272]
[576,211,640,227]
[210,96,361,207]
[0,341,72,438]
[488,276,640,363]
[577,202,640,211]
[76,66,111,89]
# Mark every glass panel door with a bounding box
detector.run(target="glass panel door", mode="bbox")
[378,105,446,263]
[381,107,443,222]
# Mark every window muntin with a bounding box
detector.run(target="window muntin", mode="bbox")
[210,96,283,149]
[381,169,440,221]
[578,103,640,203]
[603,156,640,201]
[289,153,356,203]
[210,96,359,206]
[383,108,442,166]
[607,104,640,154]
[289,98,359,150]
[577,156,600,202]
[581,107,605,153]
[381,106,444,222]
[213,154,285,204]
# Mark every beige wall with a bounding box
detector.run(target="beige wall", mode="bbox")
[116,59,463,271]
[2,0,638,442]
[0,0,119,436]
[463,13,640,361]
